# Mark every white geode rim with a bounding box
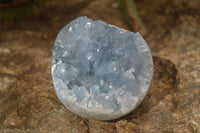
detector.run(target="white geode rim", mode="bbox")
[52,16,153,120]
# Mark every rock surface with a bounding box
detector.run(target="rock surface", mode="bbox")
[0,0,200,132]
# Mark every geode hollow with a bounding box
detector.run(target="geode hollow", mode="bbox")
[52,16,153,120]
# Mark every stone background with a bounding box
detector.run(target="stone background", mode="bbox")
[0,0,200,132]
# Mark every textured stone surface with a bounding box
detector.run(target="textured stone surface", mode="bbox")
[0,0,200,132]
[52,16,153,120]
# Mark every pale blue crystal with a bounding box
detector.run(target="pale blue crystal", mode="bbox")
[52,16,153,120]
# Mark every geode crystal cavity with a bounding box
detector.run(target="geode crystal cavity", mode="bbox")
[52,16,153,120]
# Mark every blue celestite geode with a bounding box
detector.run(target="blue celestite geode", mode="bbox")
[52,16,153,120]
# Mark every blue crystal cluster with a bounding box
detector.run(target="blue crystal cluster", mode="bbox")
[52,16,153,120]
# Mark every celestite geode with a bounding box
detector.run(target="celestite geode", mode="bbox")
[52,16,153,120]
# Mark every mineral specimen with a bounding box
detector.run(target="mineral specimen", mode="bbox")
[52,16,153,120]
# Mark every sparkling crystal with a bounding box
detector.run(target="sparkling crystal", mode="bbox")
[52,16,153,120]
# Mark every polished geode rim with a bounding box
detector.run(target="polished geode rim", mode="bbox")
[52,16,153,120]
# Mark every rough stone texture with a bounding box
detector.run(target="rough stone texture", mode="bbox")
[52,16,153,120]
[0,0,200,132]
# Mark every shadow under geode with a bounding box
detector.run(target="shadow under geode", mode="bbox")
[109,56,179,122]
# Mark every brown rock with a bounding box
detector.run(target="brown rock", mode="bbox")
[3,111,26,128]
